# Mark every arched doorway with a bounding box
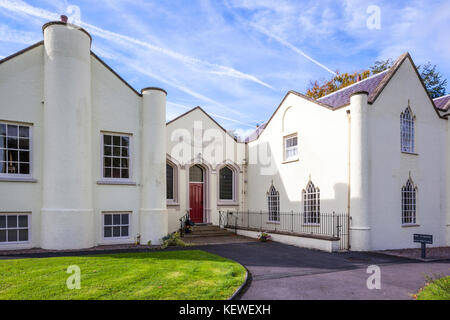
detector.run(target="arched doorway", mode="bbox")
[189,164,205,223]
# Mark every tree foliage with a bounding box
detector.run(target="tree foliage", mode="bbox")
[306,58,447,100]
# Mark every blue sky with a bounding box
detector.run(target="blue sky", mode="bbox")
[1,0,449,138]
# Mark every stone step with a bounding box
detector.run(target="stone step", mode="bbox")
[191,226,222,232]
[183,230,233,238]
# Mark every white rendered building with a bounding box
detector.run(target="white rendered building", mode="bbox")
[1,20,449,251]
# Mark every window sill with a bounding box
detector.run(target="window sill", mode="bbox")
[217,202,239,207]
[282,158,299,164]
[402,224,420,228]
[167,202,180,207]
[401,151,418,156]
[0,177,37,183]
[97,180,137,186]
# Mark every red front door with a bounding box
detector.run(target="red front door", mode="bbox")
[189,183,204,223]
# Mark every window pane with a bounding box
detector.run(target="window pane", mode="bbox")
[121,147,128,157]
[112,168,120,178]
[7,229,18,242]
[19,126,29,138]
[0,124,6,136]
[219,167,233,200]
[0,161,4,174]
[104,227,112,238]
[0,216,5,228]
[113,226,120,237]
[19,151,29,162]
[189,165,203,182]
[167,164,174,199]
[7,138,18,149]
[7,216,17,228]
[18,215,28,227]
[104,157,111,167]
[104,146,112,156]
[113,147,120,157]
[103,135,111,145]
[19,229,28,241]
[7,125,18,137]
[113,136,120,146]
[19,163,30,174]
[0,137,5,148]
[104,167,112,178]
[121,226,129,237]
[121,169,129,179]
[19,138,29,150]
[104,214,112,225]
[113,158,121,167]
[0,230,5,242]
[121,136,129,147]
[113,214,120,225]
[121,214,129,225]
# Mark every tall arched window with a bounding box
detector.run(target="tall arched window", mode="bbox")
[219,166,233,200]
[401,107,415,153]
[303,180,320,224]
[166,163,174,200]
[402,177,417,225]
[267,184,280,222]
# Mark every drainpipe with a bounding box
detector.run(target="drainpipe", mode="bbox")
[346,110,351,249]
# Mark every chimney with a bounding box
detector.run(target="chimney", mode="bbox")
[60,15,68,23]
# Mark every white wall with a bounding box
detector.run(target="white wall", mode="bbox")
[367,58,447,250]
[166,108,246,232]
[0,44,44,249]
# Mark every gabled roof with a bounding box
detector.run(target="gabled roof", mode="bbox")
[166,106,238,142]
[245,52,447,142]
[434,94,450,112]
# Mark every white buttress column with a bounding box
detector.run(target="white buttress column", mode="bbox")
[41,22,94,249]
[140,87,168,244]
[349,92,371,251]
[446,119,450,246]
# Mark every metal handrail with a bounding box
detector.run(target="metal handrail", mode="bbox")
[179,210,190,237]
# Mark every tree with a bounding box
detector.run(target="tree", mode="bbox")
[306,58,447,100]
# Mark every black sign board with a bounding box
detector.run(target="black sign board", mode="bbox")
[413,234,433,244]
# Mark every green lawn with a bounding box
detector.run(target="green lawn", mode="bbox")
[416,276,450,300]
[0,250,246,300]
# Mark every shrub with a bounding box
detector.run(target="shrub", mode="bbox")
[257,232,271,242]
[161,232,190,249]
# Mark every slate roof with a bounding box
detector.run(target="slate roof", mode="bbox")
[434,95,450,112]
[245,123,266,143]
[317,71,388,109]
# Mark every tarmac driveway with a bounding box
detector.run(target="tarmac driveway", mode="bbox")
[201,241,450,300]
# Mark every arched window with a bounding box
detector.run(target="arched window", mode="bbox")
[166,163,174,200]
[402,177,417,225]
[219,166,233,200]
[189,164,204,182]
[401,107,415,153]
[166,158,179,205]
[303,180,320,224]
[267,184,280,222]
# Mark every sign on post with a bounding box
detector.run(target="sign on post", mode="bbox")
[413,234,433,259]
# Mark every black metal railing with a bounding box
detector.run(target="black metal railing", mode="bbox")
[220,211,349,250]
[179,211,190,237]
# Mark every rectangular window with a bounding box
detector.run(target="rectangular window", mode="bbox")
[167,163,174,200]
[284,134,298,161]
[102,133,131,180]
[0,214,29,243]
[0,123,31,177]
[103,213,130,239]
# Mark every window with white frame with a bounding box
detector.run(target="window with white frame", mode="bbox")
[400,107,415,153]
[303,181,320,224]
[103,213,130,239]
[166,162,174,200]
[102,133,130,180]
[284,134,298,161]
[219,166,234,201]
[401,178,417,225]
[267,185,280,222]
[0,123,31,176]
[0,214,29,243]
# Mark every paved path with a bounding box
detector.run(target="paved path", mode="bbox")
[200,241,450,300]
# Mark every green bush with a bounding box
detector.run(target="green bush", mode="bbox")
[416,275,450,300]
[161,232,190,249]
